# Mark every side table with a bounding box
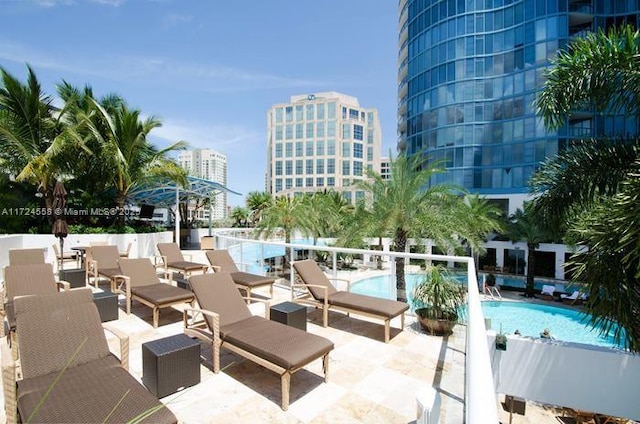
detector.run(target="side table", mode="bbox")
[270,301,307,331]
[142,334,201,398]
[59,268,86,289]
[92,291,119,322]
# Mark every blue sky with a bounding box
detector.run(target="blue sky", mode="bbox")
[0,0,398,207]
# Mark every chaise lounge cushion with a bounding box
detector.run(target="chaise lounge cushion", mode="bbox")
[131,284,196,305]
[221,315,334,370]
[228,271,275,289]
[328,291,409,318]
[17,356,176,424]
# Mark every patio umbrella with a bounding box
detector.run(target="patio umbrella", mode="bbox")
[52,180,68,271]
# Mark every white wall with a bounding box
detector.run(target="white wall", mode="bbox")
[0,232,173,277]
[487,331,640,420]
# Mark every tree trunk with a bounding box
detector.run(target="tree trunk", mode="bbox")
[525,244,536,297]
[394,229,407,302]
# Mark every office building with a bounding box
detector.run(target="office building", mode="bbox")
[397,0,640,215]
[380,157,392,180]
[177,149,228,221]
[266,92,382,203]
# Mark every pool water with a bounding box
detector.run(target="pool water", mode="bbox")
[351,273,623,349]
[228,238,327,274]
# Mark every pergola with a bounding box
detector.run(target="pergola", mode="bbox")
[126,176,242,243]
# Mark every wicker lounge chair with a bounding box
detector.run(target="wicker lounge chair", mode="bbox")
[156,242,210,278]
[8,248,46,265]
[1,263,70,354]
[51,243,80,270]
[184,272,334,411]
[86,245,122,290]
[116,258,195,328]
[206,249,275,301]
[119,241,133,258]
[1,288,177,424]
[292,259,409,343]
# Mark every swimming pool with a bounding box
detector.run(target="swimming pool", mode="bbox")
[227,238,327,274]
[480,301,622,349]
[351,273,623,349]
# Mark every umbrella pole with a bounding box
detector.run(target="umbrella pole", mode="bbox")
[59,237,64,272]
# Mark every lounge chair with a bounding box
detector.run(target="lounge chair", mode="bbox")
[184,272,334,411]
[291,259,409,343]
[86,245,121,290]
[0,263,70,353]
[116,258,195,328]
[156,242,210,278]
[540,284,556,300]
[119,241,133,258]
[1,288,177,424]
[561,290,587,305]
[51,243,80,270]
[8,248,45,265]
[206,249,275,301]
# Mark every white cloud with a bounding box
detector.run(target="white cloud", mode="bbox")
[162,13,193,28]
[0,39,326,92]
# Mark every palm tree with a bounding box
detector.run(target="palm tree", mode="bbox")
[354,153,469,302]
[245,191,272,226]
[86,101,187,223]
[457,194,504,272]
[506,203,551,298]
[255,195,308,262]
[230,206,249,227]
[0,65,61,209]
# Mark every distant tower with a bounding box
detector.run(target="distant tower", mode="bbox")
[177,149,228,220]
[266,92,382,203]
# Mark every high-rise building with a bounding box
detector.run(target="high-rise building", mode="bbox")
[177,149,228,221]
[266,92,382,203]
[380,157,392,181]
[397,0,640,214]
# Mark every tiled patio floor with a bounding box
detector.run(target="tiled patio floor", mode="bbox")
[0,259,570,423]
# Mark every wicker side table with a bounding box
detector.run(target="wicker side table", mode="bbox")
[92,291,119,322]
[270,301,307,331]
[142,334,201,398]
[59,268,86,289]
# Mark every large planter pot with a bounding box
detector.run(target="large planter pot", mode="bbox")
[416,308,458,336]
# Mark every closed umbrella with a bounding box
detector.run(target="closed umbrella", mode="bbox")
[52,180,68,271]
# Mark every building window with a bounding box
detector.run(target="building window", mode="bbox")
[353,142,363,158]
[355,190,365,200]
[306,141,314,156]
[367,147,373,161]
[285,178,293,189]
[275,143,283,158]
[276,179,282,192]
[342,107,347,119]
[342,142,351,158]
[285,124,293,140]
[296,123,303,139]
[316,159,324,174]
[353,124,364,141]
[285,160,293,176]
[327,102,336,119]
[342,123,351,139]
[349,108,359,119]
[353,161,363,176]
[306,104,314,120]
[295,159,303,175]
[327,139,336,155]
[285,142,293,158]
[327,158,335,173]
[295,105,303,122]
[317,103,325,120]
[275,125,283,140]
[285,106,293,122]
[342,161,350,175]
[343,192,352,203]
[316,140,325,156]
[275,108,283,123]
[306,177,313,187]
[327,121,336,137]
[316,177,324,187]
[295,177,303,188]
[306,123,314,138]
[295,142,303,157]
[327,177,335,186]
[316,122,325,137]
[275,161,282,176]
[306,159,314,174]
[360,111,365,121]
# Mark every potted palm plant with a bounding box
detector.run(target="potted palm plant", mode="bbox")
[411,264,467,335]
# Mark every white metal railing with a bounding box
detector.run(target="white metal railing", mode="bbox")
[212,228,499,423]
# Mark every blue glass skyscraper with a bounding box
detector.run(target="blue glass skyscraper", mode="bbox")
[398,0,640,206]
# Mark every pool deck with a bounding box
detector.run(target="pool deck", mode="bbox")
[0,254,585,423]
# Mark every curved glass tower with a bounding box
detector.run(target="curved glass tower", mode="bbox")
[398,0,640,199]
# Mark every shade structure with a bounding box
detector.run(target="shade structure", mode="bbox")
[52,180,69,270]
[126,176,242,244]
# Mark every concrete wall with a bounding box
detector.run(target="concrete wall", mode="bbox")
[487,331,640,420]
[0,232,173,277]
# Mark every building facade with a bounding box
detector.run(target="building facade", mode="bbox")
[266,92,382,203]
[397,0,640,215]
[177,149,228,221]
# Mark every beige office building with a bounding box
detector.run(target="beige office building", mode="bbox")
[177,149,227,221]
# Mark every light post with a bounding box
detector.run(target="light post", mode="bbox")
[515,246,521,275]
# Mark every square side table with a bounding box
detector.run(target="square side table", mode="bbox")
[142,334,200,398]
[270,301,307,331]
[92,291,119,322]
[59,268,86,289]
